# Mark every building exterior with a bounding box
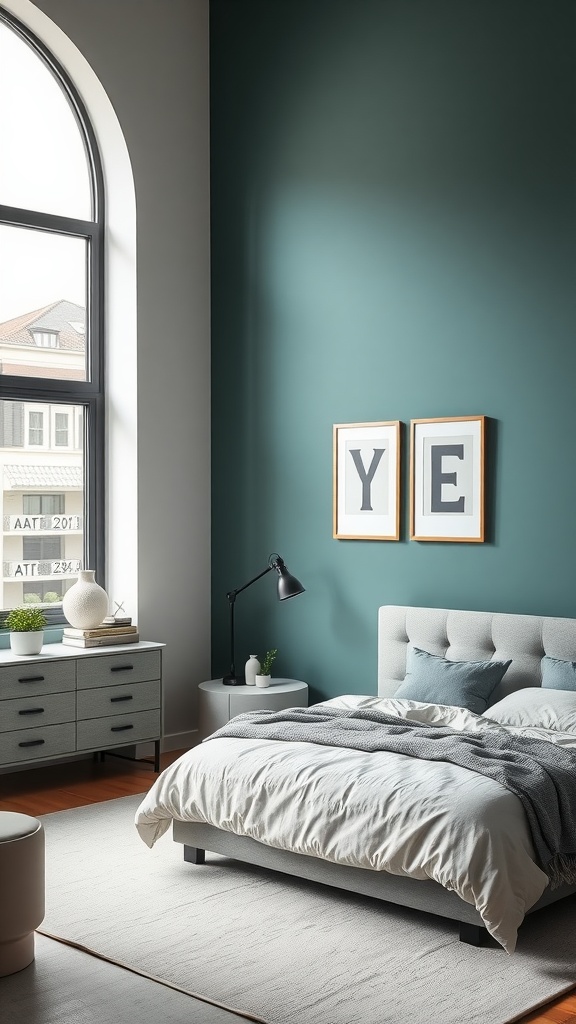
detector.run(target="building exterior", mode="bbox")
[0,300,85,609]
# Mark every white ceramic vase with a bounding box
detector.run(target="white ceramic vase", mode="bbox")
[245,654,261,686]
[10,631,44,656]
[255,674,271,688]
[62,570,109,629]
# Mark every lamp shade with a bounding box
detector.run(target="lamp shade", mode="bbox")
[271,555,305,601]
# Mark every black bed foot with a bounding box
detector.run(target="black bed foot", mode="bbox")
[183,845,205,865]
[459,922,486,946]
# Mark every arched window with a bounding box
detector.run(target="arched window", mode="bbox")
[0,9,104,621]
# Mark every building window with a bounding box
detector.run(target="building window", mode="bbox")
[53,411,69,447]
[23,535,62,562]
[23,495,65,515]
[27,410,44,447]
[32,330,60,348]
[0,10,104,620]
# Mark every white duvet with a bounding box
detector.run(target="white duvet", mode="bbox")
[135,695,576,953]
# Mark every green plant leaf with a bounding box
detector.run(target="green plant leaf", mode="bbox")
[5,606,48,631]
[259,648,278,675]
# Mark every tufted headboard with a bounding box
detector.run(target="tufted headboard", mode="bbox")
[378,605,576,704]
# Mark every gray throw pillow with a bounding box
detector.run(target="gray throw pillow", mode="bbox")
[541,655,576,692]
[394,646,512,715]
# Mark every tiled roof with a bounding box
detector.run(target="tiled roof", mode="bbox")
[3,465,83,489]
[0,300,86,351]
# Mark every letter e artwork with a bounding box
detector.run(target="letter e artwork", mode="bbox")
[410,416,486,542]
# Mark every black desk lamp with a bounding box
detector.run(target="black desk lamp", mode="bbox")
[223,553,305,685]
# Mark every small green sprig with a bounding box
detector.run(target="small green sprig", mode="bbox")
[259,649,278,675]
[5,606,48,632]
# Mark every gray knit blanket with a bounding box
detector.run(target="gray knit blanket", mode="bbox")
[205,704,576,888]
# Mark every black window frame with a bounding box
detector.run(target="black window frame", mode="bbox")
[0,9,105,626]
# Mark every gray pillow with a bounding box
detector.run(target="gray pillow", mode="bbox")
[394,646,511,715]
[541,655,576,692]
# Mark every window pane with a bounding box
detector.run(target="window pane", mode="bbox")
[54,413,69,447]
[28,410,44,446]
[23,494,65,515]
[23,580,64,603]
[0,21,91,219]
[1,399,84,611]
[23,536,62,560]
[0,225,87,381]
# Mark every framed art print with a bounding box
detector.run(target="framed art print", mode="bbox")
[410,415,485,542]
[333,421,400,540]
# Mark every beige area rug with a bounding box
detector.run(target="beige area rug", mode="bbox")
[39,795,576,1024]
[2,932,260,1024]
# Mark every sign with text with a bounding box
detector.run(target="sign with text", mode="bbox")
[4,514,82,532]
[3,559,82,580]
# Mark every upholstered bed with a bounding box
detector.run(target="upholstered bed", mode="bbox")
[135,605,576,952]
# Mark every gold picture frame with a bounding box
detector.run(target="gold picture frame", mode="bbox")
[410,415,486,542]
[333,421,401,541]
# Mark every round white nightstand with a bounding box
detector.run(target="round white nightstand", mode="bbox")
[198,678,308,740]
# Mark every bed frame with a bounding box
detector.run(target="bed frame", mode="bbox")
[173,605,576,945]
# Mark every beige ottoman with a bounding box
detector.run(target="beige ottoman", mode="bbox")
[0,812,45,976]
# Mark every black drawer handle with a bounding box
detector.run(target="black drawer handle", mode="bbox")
[110,665,133,673]
[110,724,134,732]
[18,707,45,716]
[18,738,45,748]
[110,694,133,703]
[18,675,45,683]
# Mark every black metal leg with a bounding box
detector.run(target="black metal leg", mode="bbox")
[459,922,485,946]
[183,845,205,865]
[93,745,160,770]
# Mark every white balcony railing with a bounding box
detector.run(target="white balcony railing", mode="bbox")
[3,559,82,581]
[3,514,82,533]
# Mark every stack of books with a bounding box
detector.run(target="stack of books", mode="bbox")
[62,616,139,648]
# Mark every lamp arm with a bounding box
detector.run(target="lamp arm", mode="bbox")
[227,564,273,602]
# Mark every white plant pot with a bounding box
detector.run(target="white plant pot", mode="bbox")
[62,569,109,629]
[255,674,271,688]
[10,631,44,656]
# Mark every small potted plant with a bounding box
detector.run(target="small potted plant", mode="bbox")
[5,606,48,656]
[255,649,277,688]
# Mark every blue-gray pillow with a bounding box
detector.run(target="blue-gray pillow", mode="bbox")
[394,646,512,715]
[541,655,576,692]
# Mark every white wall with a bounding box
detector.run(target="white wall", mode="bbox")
[5,0,211,744]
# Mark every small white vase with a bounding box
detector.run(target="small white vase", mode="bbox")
[255,674,271,688]
[62,570,109,629]
[245,654,261,686]
[10,631,44,656]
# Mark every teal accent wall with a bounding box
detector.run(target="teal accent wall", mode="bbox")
[210,0,576,703]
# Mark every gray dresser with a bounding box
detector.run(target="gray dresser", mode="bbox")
[0,641,164,772]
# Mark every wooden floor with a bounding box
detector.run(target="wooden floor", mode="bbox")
[1,753,576,1024]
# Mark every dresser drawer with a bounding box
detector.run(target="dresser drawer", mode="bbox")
[0,722,76,765]
[77,679,160,721]
[0,660,75,700]
[0,691,76,734]
[76,708,161,750]
[76,650,161,690]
